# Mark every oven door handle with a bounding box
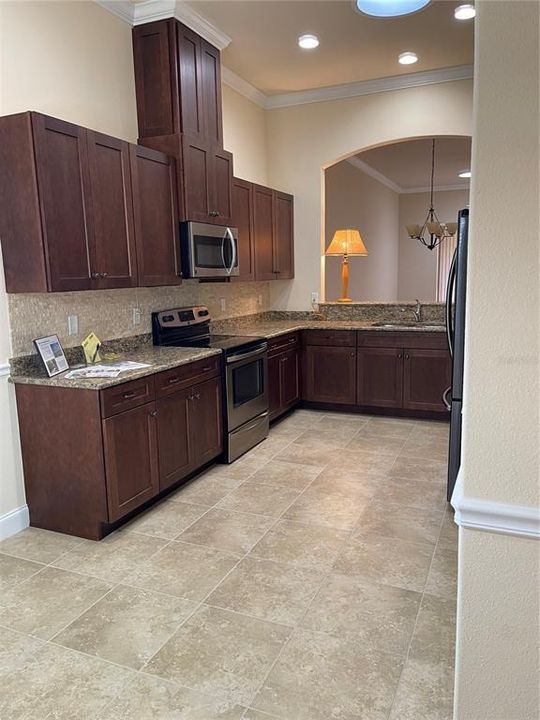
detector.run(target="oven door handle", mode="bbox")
[225,227,236,275]
[226,343,268,364]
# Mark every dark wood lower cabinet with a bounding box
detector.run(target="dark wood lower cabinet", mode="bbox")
[14,360,223,540]
[103,401,159,521]
[302,345,357,405]
[268,333,300,421]
[357,347,403,408]
[403,348,451,412]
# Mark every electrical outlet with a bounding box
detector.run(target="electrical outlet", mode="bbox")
[67,315,78,335]
[132,307,141,325]
[258,294,263,307]
[220,297,226,312]
[311,291,319,305]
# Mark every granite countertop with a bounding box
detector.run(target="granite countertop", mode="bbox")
[9,346,222,390]
[217,319,446,340]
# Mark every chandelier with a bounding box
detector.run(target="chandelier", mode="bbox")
[406,139,458,250]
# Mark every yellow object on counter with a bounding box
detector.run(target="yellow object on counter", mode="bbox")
[82,332,102,364]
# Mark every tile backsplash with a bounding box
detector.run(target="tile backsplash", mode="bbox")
[8,281,271,357]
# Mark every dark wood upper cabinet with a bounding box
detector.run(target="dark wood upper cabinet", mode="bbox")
[102,401,159,522]
[273,191,294,279]
[129,144,181,286]
[133,19,223,147]
[211,147,233,224]
[253,184,275,280]
[86,131,137,288]
[232,178,255,281]
[181,133,212,221]
[403,348,451,412]
[357,347,403,408]
[200,39,223,146]
[32,114,93,292]
[302,345,357,405]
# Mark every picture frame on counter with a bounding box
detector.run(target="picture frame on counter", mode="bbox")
[33,334,69,377]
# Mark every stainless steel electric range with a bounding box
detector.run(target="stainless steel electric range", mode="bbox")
[152,306,269,462]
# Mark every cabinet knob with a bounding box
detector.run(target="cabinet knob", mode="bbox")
[398,354,403,359]
[91,272,100,279]
[405,354,410,360]
[101,272,108,278]
[149,410,157,417]
[168,377,180,385]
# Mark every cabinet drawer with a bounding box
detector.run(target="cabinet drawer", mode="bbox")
[155,356,221,398]
[268,332,300,357]
[357,331,447,349]
[302,329,356,347]
[100,376,155,418]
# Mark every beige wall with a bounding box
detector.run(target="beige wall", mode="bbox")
[222,84,268,186]
[398,189,469,301]
[454,2,539,718]
[265,79,474,310]
[324,161,399,301]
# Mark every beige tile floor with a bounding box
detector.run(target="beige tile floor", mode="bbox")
[0,409,457,720]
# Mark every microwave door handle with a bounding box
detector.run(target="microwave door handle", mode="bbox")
[226,227,236,275]
[220,231,227,271]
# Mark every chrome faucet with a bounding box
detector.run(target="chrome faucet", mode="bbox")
[413,299,422,322]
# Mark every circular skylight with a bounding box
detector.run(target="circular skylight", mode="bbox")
[356,0,431,18]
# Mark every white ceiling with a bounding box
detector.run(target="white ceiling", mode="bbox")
[353,136,471,191]
[186,0,474,94]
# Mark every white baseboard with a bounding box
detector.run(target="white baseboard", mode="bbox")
[452,472,540,539]
[0,505,29,541]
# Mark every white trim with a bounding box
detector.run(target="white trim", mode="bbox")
[0,362,10,378]
[0,505,29,541]
[347,157,402,193]
[95,0,232,50]
[452,474,540,539]
[264,65,473,109]
[221,67,268,108]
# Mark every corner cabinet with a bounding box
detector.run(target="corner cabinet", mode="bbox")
[14,356,223,540]
[0,112,179,293]
[268,333,301,421]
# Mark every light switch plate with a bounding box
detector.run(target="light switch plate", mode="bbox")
[132,307,141,325]
[258,294,263,306]
[220,298,226,311]
[311,291,319,305]
[67,315,78,335]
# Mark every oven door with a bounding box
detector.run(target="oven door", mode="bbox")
[225,344,268,431]
[182,222,239,278]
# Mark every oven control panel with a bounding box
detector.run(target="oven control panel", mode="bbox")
[155,306,210,328]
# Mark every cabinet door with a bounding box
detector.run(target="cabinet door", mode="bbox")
[130,144,181,286]
[211,147,233,224]
[200,39,223,146]
[303,346,357,405]
[182,134,211,221]
[31,114,92,291]
[176,23,204,137]
[86,131,137,288]
[103,402,159,521]
[357,347,403,408]
[232,178,255,281]
[156,386,192,490]
[189,376,223,466]
[273,191,294,279]
[280,349,299,409]
[403,348,451,412]
[253,184,275,280]
[268,354,282,421]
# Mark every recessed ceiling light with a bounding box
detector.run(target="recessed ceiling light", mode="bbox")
[298,34,319,49]
[454,4,476,20]
[398,51,418,65]
[356,0,431,18]
[459,170,472,178]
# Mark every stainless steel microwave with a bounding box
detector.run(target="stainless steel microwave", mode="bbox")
[180,221,239,278]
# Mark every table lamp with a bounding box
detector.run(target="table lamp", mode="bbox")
[325,229,369,303]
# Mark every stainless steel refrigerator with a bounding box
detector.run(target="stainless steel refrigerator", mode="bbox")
[444,208,469,502]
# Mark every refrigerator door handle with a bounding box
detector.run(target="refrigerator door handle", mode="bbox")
[446,248,457,359]
[442,386,452,411]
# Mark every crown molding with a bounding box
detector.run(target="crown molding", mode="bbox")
[347,156,402,193]
[221,67,268,108]
[452,471,540,539]
[265,65,473,110]
[95,0,232,50]
[347,157,470,195]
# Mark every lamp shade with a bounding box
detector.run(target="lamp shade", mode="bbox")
[326,229,368,256]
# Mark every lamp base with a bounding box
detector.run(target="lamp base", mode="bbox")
[337,297,352,303]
